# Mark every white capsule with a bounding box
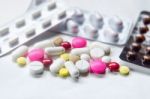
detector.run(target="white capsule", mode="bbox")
[101,56,111,64]
[65,61,79,78]
[12,45,28,62]
[28,61,44,77]
[103,28,119,42]
[84,25,98,38]
[45,47,65,56]
[90,12,103,29]
[75,60,90,73]
[32,40,55,49]
[80,54,90,61]
[109,16,123,32]
[71,47,90,56]
[90,48,105,59]
[50,58,65,74]
[90,42,111,55]
[66,20,78,33]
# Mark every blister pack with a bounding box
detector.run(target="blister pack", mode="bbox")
[0,0,73,56]
[120,11,150,71]
[53,8,133,45]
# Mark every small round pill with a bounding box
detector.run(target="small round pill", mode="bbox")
[58,68,69,77]
[60,53,70,61]
[75,60,90,73]
[90,48,105,59]
[119,66,130,75]
[69,54,80,63]
[61,41,71,50]
[101,56,111,64]
[72,37,87,48]
[42,58,53,69]
[53,36,63,46]
[108,62,120,72]
[16,57,26,66]
[80,54,90,61]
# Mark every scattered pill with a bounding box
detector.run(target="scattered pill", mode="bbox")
[50,58,65,74]
[53,36,63,46]
[28,61,44,77]
[71,47,89,56]
[90,48,105,59]
[69,54,80,63]
[28,49,44,62]
[119,66,130,75]
[72,37,87,48]
[45,46,65,56]
[42,58,53,69]
[80,54,90,61]
[61,41,71,50]
[58,68,69,77]
[33,40,55,49]
[101,56,111,64]
[66,20,78,33]
[65,61,79,78]
[108,62,120,72]
[16,57,26,66]
[60,53,70,61]
[75,60,90,73]
[12,45,28,62]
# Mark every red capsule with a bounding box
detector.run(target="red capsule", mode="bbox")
[42,58,53,69]
[61,41,71,50]
[108,62,120,72]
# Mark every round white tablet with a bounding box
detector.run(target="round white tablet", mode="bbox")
[75,60,90,73]
[80,54,90,61]
[101,56,111,64]
[90,48,105,59]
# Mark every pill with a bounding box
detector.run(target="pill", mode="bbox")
[28,49,44,62]
[45,46,65,56]
[42,19,51,28]
[108,62,120,72]
[71,47,90,56]
[42,58,53,69]
[32,10,41,19]
[28,61,44,77]
[119,66,130,75]
[84,25,98,38]
[50,58,65,74]
[16,19,26,28]
[12,45,28,62]
[53,36,63,46]
[90,42,111,55]
[33,40,55,49]
[61,41,71,50]
[90,12,103,29]
[0,27,9,36]
[126,51,136,61]
[75,60,90,73]
[109,16,123,32]
[90,48,105,59]
[47,1,56,10]
[58,68,69,77]
[101,56,111,64]
[58,10,66,19]
[103,28,119,42]
[65,61,79,78]
[139,24,149,34]
[90,59,106,74]
[25,29,35,37]
[72,37,87,48]
[72,9,84,24]
[80,54,90,61]
[8,35,19,47]
[16,57,26,66]
[60,53,69,61]
[69,54,80,63]
[66,20,78,33]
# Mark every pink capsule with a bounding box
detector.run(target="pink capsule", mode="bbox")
[28,49,44,62]
[72,37,87,48]
[90,59,107,74]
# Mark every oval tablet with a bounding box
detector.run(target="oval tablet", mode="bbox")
[90,48,105,59]
[71,47,90,56]
[80,54,90,61]
[32,40,55,49]
[45,47,65,56]
[75,60,90,73]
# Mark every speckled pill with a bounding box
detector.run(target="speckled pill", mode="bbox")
[60,53,70,61]
[58,68,69,77]
[119,66,130,75]
[16,57,26,66]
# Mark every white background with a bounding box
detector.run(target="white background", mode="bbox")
[0,0,150,99]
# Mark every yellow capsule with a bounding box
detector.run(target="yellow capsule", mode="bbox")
[16,57,26,66]
[60,53,70,61]
[58,68,69,77]
[119,66,130,75]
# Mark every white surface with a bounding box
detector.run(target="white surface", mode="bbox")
[0,0,150,99]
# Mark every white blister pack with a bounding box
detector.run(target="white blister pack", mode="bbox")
[0,0,73,56]
[53,8,133,45]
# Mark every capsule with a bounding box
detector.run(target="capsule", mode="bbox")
[33,40,55,49]
[49,58,65,74]
[70,47,90,56]
[75,60,90,73]
[65,61,79,78]
[45,47,65,56]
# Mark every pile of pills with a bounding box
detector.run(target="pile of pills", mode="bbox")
[12,36,130,79]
